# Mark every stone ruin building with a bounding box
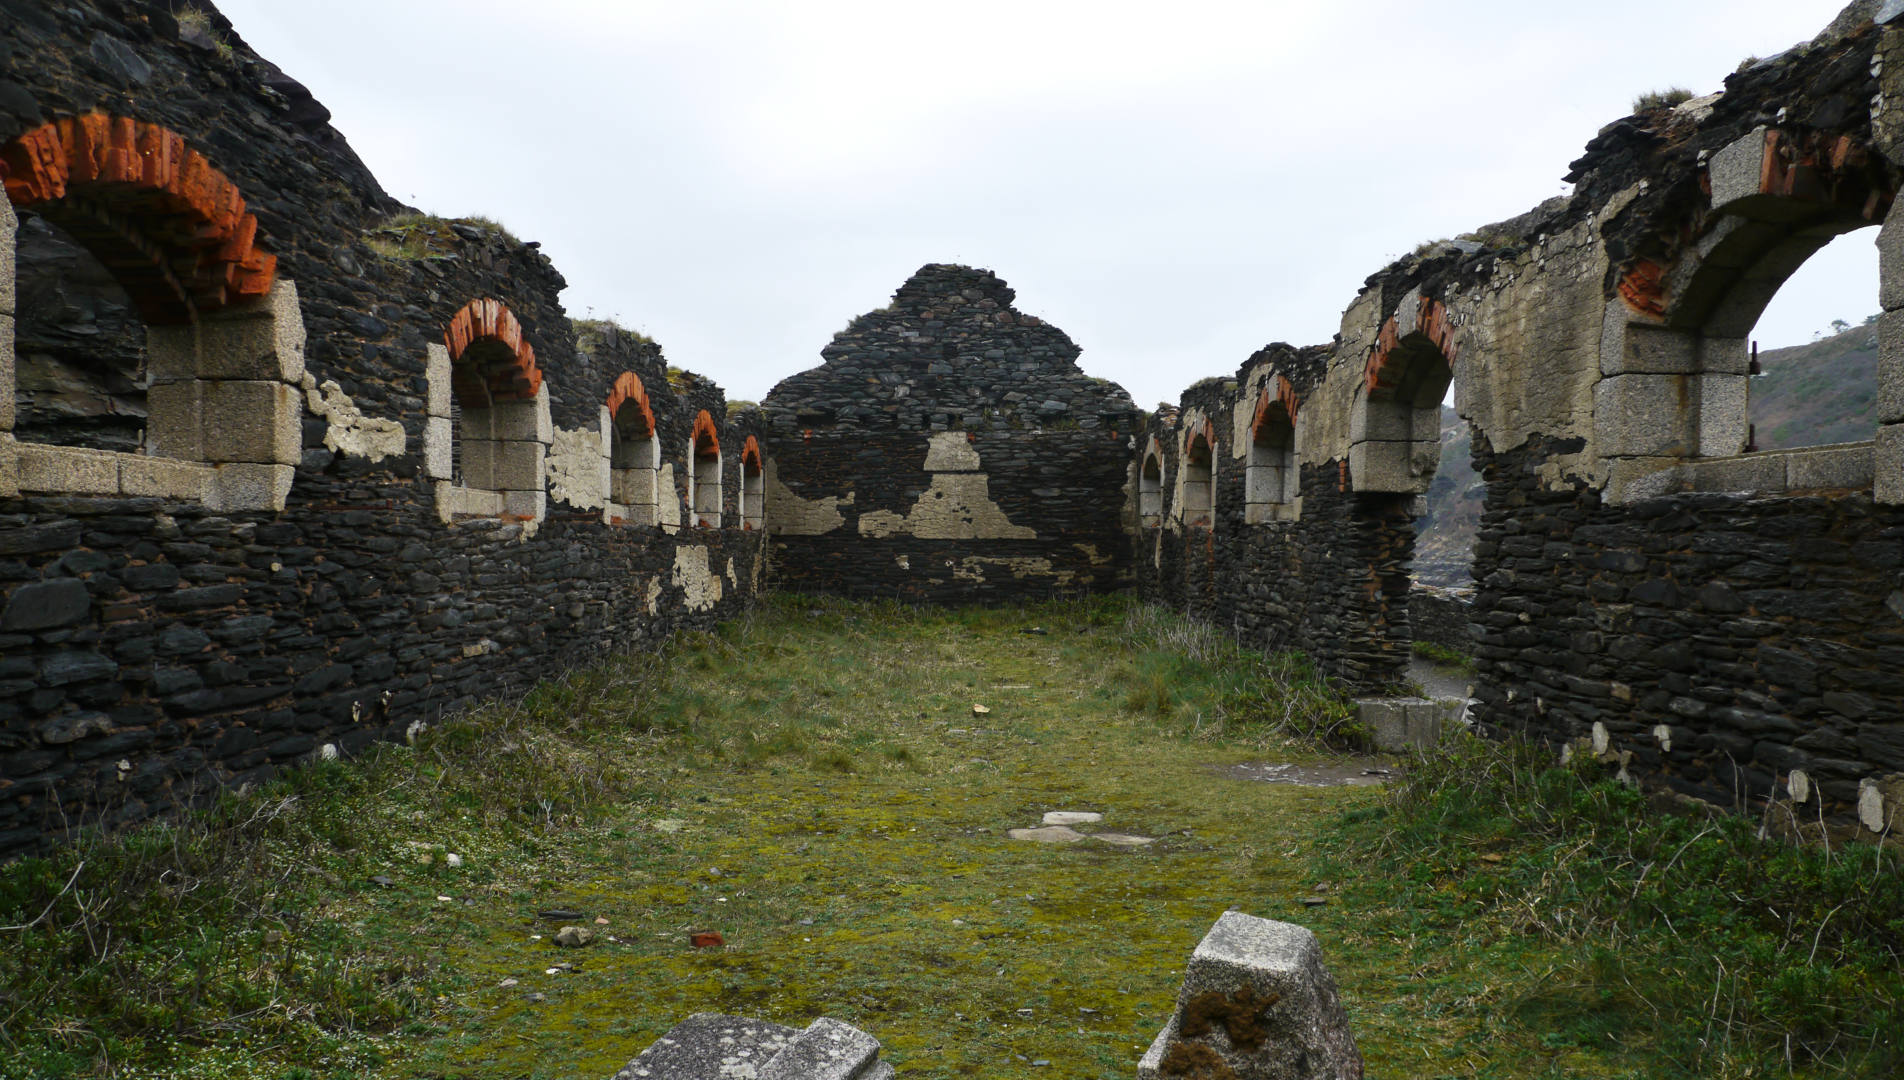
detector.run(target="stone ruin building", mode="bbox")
[2,0,1902,871]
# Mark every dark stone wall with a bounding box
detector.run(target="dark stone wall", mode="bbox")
[1467,433,1904,816]
[765,428,1131,602]
[1133,347,1415,691]
[0,0,767,858]
[763,265,1138,603]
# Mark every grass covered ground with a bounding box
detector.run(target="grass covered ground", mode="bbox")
[1,596,1897,1079]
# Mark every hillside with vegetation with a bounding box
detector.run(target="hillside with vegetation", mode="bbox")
[1412,316,1882,588]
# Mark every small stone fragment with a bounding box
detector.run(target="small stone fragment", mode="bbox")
[1089,832,1154,847]
[972,704,990,716]
[553,925,595,948]
[539,908,586,921]
[1007,826,1085,843]
[690,930,725,948]
[1042,811,1103,826]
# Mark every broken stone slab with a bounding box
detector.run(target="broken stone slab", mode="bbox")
[1089,832,1155,847]
[611,1013,798,1080]
[1137,912,1362,1080]
[758,1017,883,1080]
[1008,825,1085,843]
[1355,697,1464,751]
[612,1014,891,1080]
[1042,811,1103,826]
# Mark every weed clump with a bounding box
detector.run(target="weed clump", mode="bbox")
[1327,732,1904,1077]
[1633,87,1695,112]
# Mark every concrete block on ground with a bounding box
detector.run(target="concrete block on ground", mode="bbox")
[201,380,302,464]
[609,1013,798,1080]
[1358,697,1458,751]
[1137,911,1362,1080]
[1594,374,1693,457]
[211,463,294,513]
[16,443,119,495]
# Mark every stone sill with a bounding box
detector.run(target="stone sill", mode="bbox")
[435,481,544,525]
[0,437,291,510]
[1243,499,1301,524]
[1608,440,1877,503]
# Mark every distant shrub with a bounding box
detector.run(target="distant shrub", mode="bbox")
[1633,87,1695,112]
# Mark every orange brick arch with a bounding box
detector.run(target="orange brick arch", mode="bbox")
[605,372,655,437]
[1364,295,1457,399]
[444,298,542,403]
[1,113,277,323]
[1183,418,1214,463]
[691,410,721,458]
[740,434,763,472]
[1251,375,1299,438]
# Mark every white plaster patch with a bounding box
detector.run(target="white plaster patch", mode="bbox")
[645,575,662,615]
[766,470,849,535]
[922,430,982,471]
[672,545,724,612]
[726,557,737,587]
[547,424,607,510]
[1858,778,1887,833]
[299,373,406,462]
[858,473,1035,539]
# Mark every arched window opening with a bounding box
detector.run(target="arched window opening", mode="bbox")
[739,435,764,530]
[1741,233,1878,450]
[1139,447,1163,528]
[1352,296,1453,496]
[1599,126,1900,502]
[1,114,298,511]
[605,372,658,526]
[434,298,547,522]
[689,409,721,528]
[1182,426,1213,529]
[1246,380,1299,523]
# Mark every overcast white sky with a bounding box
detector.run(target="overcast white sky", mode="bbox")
[216,0,1873,407]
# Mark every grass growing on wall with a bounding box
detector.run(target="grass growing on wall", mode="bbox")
[0,597,1897,1079]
